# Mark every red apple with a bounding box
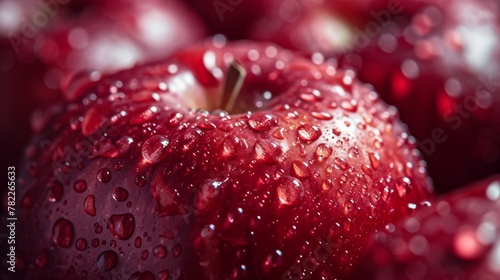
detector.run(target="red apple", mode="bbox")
[353,174,500,280]
[16,41,433,279]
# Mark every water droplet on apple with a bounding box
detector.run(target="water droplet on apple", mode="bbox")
[396,177,411,197]
[153,245,167,258]
[222,136,239,157]
[142,135,170,164]
[112,187,129,202]
[277,177,304,206]
[248,113,278,131]
[263,249,283,269]
[315,144,333,162]
[83,195,96,216]
[333,158,348,170]
[182,128,203,151]
[97,168,111,183]
[198,120,216,130]
[173,244,182,257]
[91,238,99,247]
[141,250,149,260]
[134,236,142,248]
[76,238,87,251]
[73,179,87,193]
[97,250,117,271]
[108,213,135,240]
[297,124,322,142]
[53,218,73,248]
[311,111,333,120]
[340,100,358,112]
[134,175,147,187]
[47,181,63,202]
[368,152,381,170]
[129,106,158,125]
[159,270,170,280]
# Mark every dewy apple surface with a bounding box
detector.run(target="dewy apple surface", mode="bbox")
[16,40,433,279]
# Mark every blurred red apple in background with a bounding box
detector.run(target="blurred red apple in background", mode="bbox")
[248,0,500,192]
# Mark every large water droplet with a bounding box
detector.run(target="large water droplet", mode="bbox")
[292,161,310,178]
[108,213,135,240]
[97,168,111,183]
[97,250,117,271]
[47,181,63,202]
[53,218,74,248]
[297,124,322,142]
[277,177,304,206]
[248,113,278,131]
[333,158,348,170]
[142,135,170,164]
[83,195,96,216]
[112,187,129,202]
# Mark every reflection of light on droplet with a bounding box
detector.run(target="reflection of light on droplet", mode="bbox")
[263,91,272,100]
[203,51,217,70]
[476,89,493,109]
[68,28,89,50]
[379,33,397,53]
[265,46,278,58]
[401,59,419,79]
[436,201,451,216]
[486,182,500,200]
[279,0,302,23]
[168,64,178,74]
[444,78,462,97]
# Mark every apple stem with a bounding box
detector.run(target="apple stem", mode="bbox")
[222,60,247,113]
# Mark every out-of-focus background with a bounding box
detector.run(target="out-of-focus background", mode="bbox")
[0,0,499,195]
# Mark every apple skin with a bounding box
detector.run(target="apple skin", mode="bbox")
[16,41,433,279]
[353,174,500,280]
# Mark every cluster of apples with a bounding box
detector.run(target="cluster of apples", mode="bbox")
[1,0,499,279]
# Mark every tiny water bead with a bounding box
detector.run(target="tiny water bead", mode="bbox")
[47,181,63,202]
